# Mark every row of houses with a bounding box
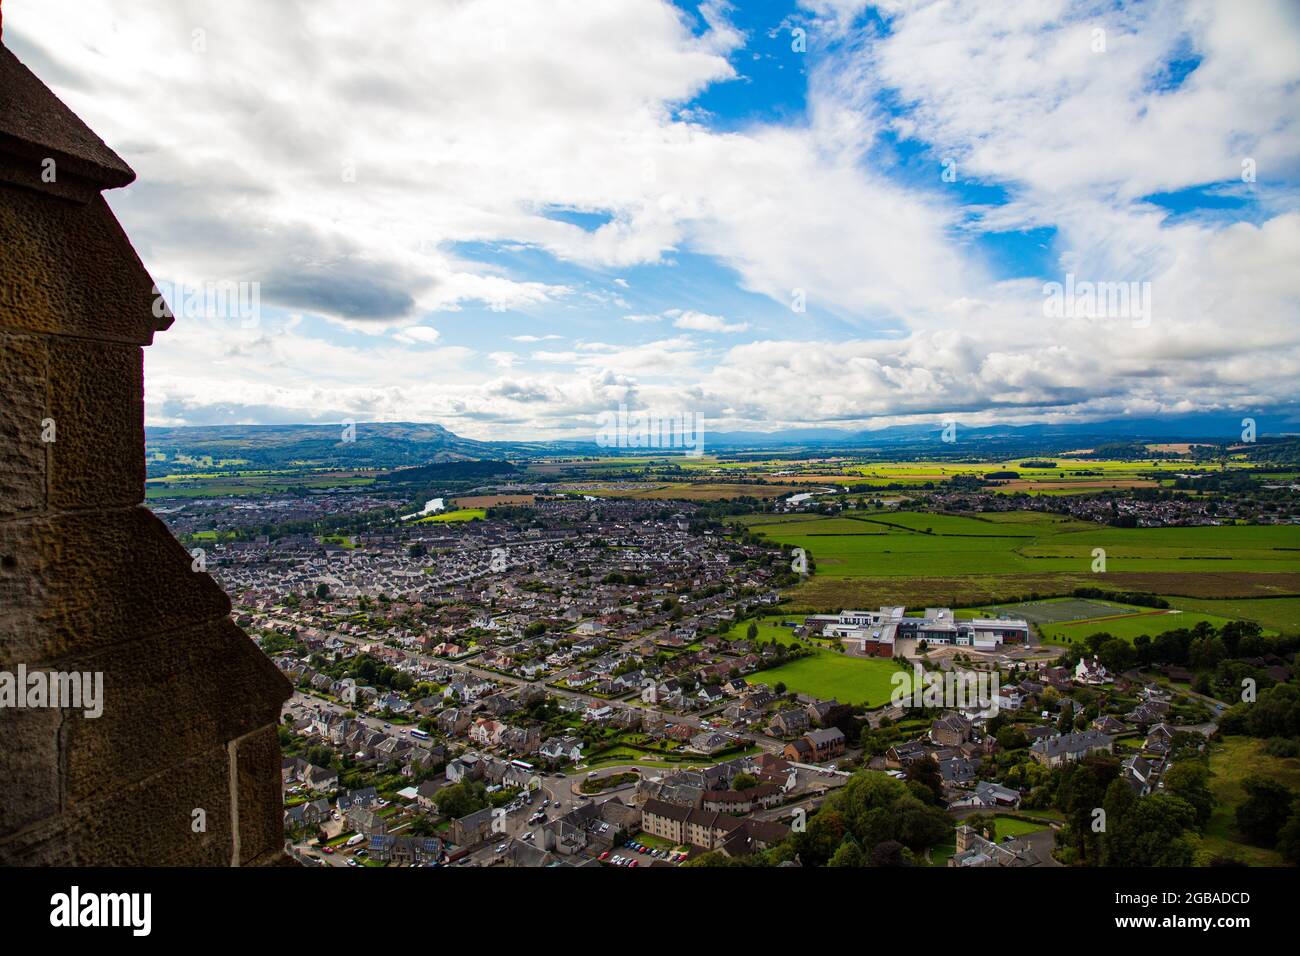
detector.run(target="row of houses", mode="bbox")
[640,799,791,855]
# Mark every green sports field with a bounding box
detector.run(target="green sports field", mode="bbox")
[749,649,910,707]
[966,595,1281,645]
[1037,608,1246,645]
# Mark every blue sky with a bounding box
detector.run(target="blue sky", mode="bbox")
[9,0,1300,438]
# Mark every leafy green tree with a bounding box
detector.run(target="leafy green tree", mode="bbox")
[1100,777,1137,865]
[869,840,910,867]
[891,797,952,850]
[792,808,847,867]
[433,781,489,819]
[904,760,944,805]
[1276,807,1300,865]
[1162,762,1215,830]
[828,838,865,867]
[1189,635,1226,671]
[1056,699,1075,734]
[1055,755,1120,863]
[997,726,1029,751]
[1235,776,1295,846]
[1105,794,1197,866]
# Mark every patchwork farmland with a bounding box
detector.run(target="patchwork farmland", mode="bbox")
[733,510,1300,630]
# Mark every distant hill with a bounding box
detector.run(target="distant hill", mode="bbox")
[709,412,1300,448]
[145,421,581,474]
[374,459,522,482]
[145,411,1300,474]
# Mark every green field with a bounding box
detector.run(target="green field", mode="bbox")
[414,508,487,523]
[1197,736,1300,866]
[964,596,1273,645]
[960,597,1136,624]
[1166,596,1300,634]
[739,512,1300,578]
[146,469,376,498]
[724,616,825,645]
[1037,608,1250,644]
[990,815,1051,838]
[736,509,1300,613]
[749,649,909,707]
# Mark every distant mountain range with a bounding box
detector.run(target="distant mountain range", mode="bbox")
[145,412,1300,474]
[709,412,1300,448]
[145,421,578,474]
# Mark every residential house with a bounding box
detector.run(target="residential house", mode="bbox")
[930,713,972,747]
[1029,730,1114,767]
[949,825,1042,867]
[768,708,810,738]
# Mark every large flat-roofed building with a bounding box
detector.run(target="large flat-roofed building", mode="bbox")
[898,608,1029,649]
[818,607,904,658]
[811,606,1029,655]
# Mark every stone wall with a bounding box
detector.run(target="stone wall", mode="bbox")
[0,40,291,865]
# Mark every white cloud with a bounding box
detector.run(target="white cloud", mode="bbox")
[7,0,1297,432]
[668,309,750,333]
[391,325,441,345]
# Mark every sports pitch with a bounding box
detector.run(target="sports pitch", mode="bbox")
[749,650,910,707]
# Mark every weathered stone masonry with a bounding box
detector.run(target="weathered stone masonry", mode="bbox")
[0,39,291,864]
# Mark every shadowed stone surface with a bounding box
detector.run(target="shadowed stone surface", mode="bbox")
[0,185,172,343]
[0,507,234,664]
[61,619,290,805]
[0,706,62,835]
[0,745,235,866]
[0,37,291,866]
[47,337,145,509]
[236,725,289,864]
[0,330,46,518]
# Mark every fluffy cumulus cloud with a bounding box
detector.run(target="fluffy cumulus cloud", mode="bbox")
[7,0,1299,437]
